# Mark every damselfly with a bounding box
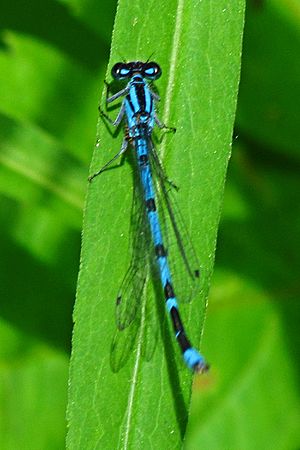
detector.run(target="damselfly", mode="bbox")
[90,61,208,373]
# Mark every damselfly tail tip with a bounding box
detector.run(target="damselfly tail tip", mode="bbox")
[194,360,210,374]
[184,348,209,374]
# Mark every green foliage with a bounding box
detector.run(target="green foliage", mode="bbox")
[0,1,114,448]
[1,0,299,449]
[185,1,300,448]
[236,0,300,156]
[185,148,300,449]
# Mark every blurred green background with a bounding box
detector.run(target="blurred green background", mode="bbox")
[0,1,299,449]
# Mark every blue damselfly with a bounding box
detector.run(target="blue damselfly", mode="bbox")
[90,61,208,373]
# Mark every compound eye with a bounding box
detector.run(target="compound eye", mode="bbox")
[143,62,162,80]
[111,63,131,80]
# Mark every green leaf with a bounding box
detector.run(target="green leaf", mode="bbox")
[67,1,245,448]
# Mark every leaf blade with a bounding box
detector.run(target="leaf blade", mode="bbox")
[67,1,245,448]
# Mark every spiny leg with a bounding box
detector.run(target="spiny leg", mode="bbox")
[154,114,176,133]
[98,80,128,126]
[88,138,128,181]
[149,141,179,191]
[98,101,125,127]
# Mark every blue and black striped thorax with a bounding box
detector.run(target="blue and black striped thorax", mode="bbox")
[125,74,155,139]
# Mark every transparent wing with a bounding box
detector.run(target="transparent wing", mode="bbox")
[115,176,150,330]
[110,310,141,372]
[149,141,201,304]
[112,170,159,371]
[111,272,159,373]
[140,265,160,362]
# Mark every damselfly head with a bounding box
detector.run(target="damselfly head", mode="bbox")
[111,61,162,81]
